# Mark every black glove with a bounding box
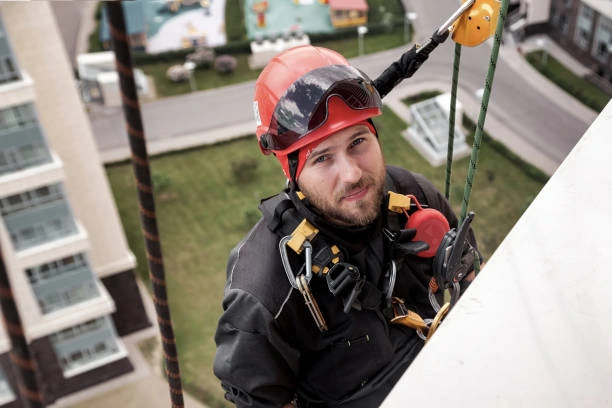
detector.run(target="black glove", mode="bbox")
[373,28,450,99]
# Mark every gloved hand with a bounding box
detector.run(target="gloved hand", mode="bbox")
[373,28,450,99]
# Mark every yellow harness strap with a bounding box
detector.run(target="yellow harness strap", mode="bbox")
[387,191,411,213]
[389,297,429,330]
[452,0,501,47]
[287,219,319,254]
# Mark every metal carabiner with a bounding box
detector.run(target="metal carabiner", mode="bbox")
[279,235,314,289]
[385,260,397,303]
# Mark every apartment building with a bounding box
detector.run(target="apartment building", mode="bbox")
[508,0,611,90]
[548,0,612,86]
[507,0,552,34]
[0,3,150,406]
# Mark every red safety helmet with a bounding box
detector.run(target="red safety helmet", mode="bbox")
[253,45,383,181]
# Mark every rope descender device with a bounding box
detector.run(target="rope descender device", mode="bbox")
[373,0,501,98]
[429,0,501,48]
[431,211,477,309]
[451,0,502,47]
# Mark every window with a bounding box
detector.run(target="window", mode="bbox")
[0,56,19,84]
[591,15,612,63]
[574,3,595,50]
[0,103,51,175]
[50,317,125,377]
[25,253,100,314]
[0,184,78,251]
[551,6,570,35]
[0,184,63,216]
[0,104,37,134]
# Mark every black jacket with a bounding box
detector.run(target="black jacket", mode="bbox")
[214,166,476,407]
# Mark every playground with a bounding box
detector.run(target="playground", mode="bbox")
[143,0,227,53]
[245,0,335,40]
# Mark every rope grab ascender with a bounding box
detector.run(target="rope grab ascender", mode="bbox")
[276,0,507,341]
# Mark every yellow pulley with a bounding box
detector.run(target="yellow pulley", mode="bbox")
[451,0,501,47]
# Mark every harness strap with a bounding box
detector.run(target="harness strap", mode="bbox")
[260,193,345,279]
[258,170,438,333]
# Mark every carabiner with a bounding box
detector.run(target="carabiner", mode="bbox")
[279,235,314,289]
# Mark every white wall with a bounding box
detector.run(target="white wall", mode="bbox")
[382,100,612,407]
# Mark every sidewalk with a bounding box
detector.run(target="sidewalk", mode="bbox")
[517,34,592,77]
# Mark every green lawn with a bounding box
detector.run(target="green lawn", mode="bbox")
[106,103,546,407]
[525,50,610,113]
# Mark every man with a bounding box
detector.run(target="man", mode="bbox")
[214,45,480,407]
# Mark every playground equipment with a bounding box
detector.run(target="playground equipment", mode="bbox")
[252,1,269,28]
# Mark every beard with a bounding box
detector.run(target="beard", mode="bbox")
[301,172,386,227]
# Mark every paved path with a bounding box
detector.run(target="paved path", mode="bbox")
[90,32,599,177]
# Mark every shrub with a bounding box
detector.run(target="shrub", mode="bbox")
[214,55,238,75]
[186,47,215,69]
[166,64,189,82]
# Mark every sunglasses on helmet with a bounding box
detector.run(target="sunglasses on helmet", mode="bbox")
[260,64,382,152]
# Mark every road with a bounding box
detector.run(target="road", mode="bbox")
[398,0,597,168]
[87,1,599,174]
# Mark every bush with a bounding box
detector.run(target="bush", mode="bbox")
[231,156,258,183]
[225,0,246,42]
[166,64,189,82]
[186,47,215,69]
[215,55,238,75]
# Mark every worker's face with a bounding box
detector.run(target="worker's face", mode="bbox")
[298,124,386,227]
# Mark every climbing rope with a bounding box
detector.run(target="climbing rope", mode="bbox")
[458,0,510,224]
[105,3,185,407]
[445,42,463,200]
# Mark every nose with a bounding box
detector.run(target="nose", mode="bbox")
[337,153,362,184]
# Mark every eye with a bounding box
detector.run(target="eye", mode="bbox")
[313,154,329,164]
[350,137,365,148]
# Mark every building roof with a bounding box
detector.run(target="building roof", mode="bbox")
[99,0,146,42]
[328,0,368,11]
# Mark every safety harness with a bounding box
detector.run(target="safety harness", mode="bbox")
[259,173,480,341]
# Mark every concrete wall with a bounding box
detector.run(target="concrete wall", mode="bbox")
[382,100,612,406]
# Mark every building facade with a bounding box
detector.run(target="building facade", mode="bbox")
[0,3,150,406]
[548,0,612,87]
[508,0,612,92]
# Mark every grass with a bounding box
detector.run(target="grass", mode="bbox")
[105,103,546,407]
[525,50,610,113]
